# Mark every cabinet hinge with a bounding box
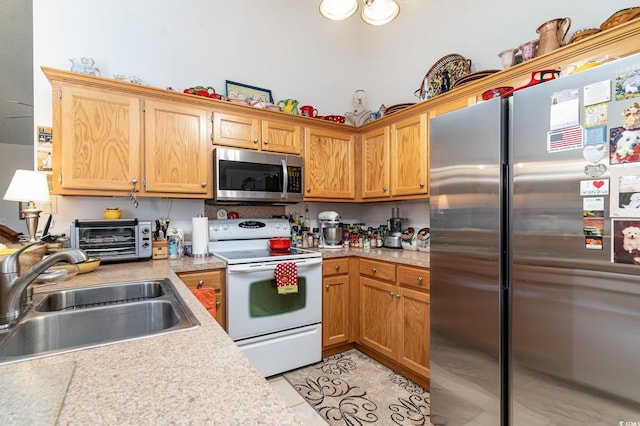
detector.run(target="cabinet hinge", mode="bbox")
[141,101,145,113]
[58,173,62,184]
[57,89,62,101]
[142,178,146,188]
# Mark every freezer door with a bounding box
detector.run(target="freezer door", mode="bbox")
[511,54,640,424]
[430,98,508,426]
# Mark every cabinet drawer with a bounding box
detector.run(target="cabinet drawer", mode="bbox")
[178,270,224,290]
[397,265,430,291]
[359,259,395,282]
[323,258,350,276]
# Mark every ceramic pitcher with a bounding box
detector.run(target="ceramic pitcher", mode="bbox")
[519,40,539,62]
[277,99,299,115]
[536,17,571,57]
[498,48,518,69]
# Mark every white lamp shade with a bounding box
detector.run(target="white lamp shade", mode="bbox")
[319,0,358,21]
[362,0,399,25]
[3,169,50,203]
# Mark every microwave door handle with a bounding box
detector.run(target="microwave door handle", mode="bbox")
[281,158,288,199]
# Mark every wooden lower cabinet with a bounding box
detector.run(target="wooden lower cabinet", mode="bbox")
[358,259,430,383]
[177,269,226,331]
[322,258,352,349]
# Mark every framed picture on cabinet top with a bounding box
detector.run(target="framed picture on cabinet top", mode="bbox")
[225,80,273,103]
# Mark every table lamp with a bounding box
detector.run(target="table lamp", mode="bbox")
[3,169,50,242]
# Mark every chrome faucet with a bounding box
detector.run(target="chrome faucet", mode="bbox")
[0,241,88,328]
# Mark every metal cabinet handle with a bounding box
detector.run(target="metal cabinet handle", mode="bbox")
[263,139,269,145]
[383,186,387,191]
[335,265,340,271]
[306,188,311,193]
[396,294,401,298]
[131,178,138,185]
[197,279,204,289]
[389,292,394,296]
[419,182,425,188]
[201,182,207,187]
[372,267,377,273]
[325,284,330,289]
[216,301,221,307]
[417,276,423,283]
[253,139,259,144]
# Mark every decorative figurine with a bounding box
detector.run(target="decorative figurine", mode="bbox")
[345,89,372,126]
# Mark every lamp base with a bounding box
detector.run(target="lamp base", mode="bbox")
[21,201,42,243]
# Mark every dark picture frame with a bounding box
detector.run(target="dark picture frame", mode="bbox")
[225,80,273,103]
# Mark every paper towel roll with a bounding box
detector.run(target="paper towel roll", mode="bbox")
[192,216,209,257]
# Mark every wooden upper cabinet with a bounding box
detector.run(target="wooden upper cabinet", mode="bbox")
[390,113,428,197]
[144,99,212,197]
[303,126,356,200]
[261,118,302,154]
[54,83,141,194]
[213,110,302,154]
[361,126,390,199]
[212,111,260,150]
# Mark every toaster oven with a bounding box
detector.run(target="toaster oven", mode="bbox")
[70,219,153,262]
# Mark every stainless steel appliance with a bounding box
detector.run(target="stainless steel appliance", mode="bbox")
[208,218,322,377]
[212,147,303,203]
[318,210,343,249]
[70,219,152,262]
[383,207,404,248]
[430,54,640,425]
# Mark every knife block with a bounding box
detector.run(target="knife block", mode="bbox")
[152,239,168,259]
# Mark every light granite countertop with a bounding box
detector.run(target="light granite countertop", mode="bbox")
[0,248,429,424]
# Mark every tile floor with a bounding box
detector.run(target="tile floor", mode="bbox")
[268,375,328,425]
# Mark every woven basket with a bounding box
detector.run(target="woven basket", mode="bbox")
[415,53,472,100]
[600,7,640,31]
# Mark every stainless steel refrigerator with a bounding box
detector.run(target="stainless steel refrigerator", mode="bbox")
[429,53,640,425]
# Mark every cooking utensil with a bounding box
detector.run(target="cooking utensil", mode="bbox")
[267,237,291,251]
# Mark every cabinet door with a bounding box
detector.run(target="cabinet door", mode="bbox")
[261,119,302,154]
[397,286,430,378]
[390,113,428,196]
[144,100,212,197]
[323,274,350,347]
[54,83,141,194]
[359,276,396,358]
[361,127,391,199]
[212,111,261,150]
[178,270,226,331]
[303,127,356,199]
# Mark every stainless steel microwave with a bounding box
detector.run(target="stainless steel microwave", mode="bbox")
[213,147,304,203]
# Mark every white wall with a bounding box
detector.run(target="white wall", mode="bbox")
[32,0,637,235]
[0,143,34,232]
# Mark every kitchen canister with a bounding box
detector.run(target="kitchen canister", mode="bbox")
[167,228,184,259]
[192,215,209,257]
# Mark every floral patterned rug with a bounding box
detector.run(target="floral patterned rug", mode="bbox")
[283,349,430,425]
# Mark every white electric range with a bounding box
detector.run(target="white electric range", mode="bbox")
[208,218,322,377]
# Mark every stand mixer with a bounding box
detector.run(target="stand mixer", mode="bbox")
[318,211,343,249]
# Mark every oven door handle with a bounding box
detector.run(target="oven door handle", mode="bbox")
[227,258,322,273]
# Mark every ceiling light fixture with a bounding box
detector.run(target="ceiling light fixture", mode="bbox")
[319,0,399,25]
[361,0,399,25]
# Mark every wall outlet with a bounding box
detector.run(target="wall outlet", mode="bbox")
[42,196,58,214]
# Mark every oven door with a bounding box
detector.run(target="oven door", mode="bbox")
[226,257,322,341]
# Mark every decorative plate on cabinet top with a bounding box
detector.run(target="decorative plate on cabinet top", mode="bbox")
[416,53,472,99]
[599,7,640,31]
[452,69,500,88]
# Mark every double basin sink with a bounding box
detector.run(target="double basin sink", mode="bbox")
[0,279,200,365]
